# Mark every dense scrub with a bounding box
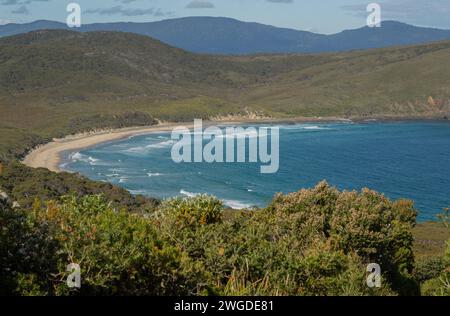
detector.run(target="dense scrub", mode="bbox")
[415,210,450,295]
[0,112,158,163]
[65,112,158,135]
[3,181,447,296]
[0,128,47,162]
[0,162,159,212]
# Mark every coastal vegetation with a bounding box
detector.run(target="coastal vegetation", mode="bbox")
[1,181,448,296]
[0,162,159,212]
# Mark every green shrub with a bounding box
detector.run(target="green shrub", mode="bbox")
[156,195,223,229]
[421,276,449,296]
[1,194,193,295]
[422,209,450,296]
[42,195,194,295]
[265,181,418,295]
[0,162,159,212]
[414,257,445,282]
[0,191,59,295]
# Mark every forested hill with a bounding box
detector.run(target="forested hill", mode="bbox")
[1,30,450,161]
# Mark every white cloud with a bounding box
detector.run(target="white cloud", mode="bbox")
[186,1,215,9]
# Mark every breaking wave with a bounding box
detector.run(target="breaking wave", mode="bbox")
[126,140,175,153]
[70,152,103,165]
[223,199,253,210]
[180,189,200,198]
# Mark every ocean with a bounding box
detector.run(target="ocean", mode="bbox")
[62,121,450,222]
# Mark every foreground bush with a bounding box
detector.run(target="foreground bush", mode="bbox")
[419,210,449,296]
[264,182,418,295]
[154,181,415,295]
[1,195,191,295]
[1,182,423,295]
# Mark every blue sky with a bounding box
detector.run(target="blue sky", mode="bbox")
[1,0,450,34]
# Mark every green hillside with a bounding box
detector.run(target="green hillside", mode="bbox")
[1,30,450,160]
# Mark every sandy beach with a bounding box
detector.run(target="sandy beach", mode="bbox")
[22,122,197,172]
[21,119,272,172]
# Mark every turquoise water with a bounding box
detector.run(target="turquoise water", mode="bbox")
[63,121,450,222]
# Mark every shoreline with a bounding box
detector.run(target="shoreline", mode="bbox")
[22,117,345,172]
[22,122,193,173]
[22,116,449,172]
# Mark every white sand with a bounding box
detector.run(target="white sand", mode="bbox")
[22,123,194,172]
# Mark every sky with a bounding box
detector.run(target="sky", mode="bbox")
[1,0,450,34]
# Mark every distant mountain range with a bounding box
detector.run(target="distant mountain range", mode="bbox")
[1,17,450,55]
